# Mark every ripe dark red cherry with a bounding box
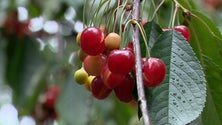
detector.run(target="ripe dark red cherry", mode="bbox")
[174,25,190,42]
[80,27,106,55]
[91,76,112,99]
[108,49,135,75]
[44,86,61,109]
[143,57,166,87]
[101,65,125,89]
[114,74,135,103]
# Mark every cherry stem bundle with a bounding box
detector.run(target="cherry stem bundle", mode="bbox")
[132,0,151,125]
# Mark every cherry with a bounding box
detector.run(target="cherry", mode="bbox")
[127,41,134,51]
[108,49,135,75]
[143,57,166,87]
[91,76,112,99]
[174,25,190,42]
[77,49,87,62]
[83,54,106,76]
[3,11,31,37]
[114,74,135,103]
[101,65,125,89]
[76,32,82,45]
[105,32,121,50]
[74,68,88,85]
[84,75,95,91]
[80,27,106,55]
[44,86,61,109]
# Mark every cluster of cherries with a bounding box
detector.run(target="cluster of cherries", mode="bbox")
[3,11,31,37]
[74,26,169,103]
[32,85,60,123]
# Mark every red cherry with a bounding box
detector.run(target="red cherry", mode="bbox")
[44,86,61,109]
[174,25,190,42]
[80,27,106,55]
[127,41,134,51]
[108,49,135,75]
[83,54,106,76]
[101,65,125,89]
[143,57,166,87]
[3,11,31,37]
[91,76,112,99]
[114,74,135,103]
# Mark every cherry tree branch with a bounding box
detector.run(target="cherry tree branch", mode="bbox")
[132,0,151,125]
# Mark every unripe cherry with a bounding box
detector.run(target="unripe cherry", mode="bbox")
[105,32,121,50]
[76,32,82,45]
[74,68,88,85]
[77,49,87,62]
[83,54,106,76]
[84,75,95,91]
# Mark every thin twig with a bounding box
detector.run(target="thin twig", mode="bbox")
[132,0,151,125]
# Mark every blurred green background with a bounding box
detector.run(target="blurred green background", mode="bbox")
[0,0,222,124]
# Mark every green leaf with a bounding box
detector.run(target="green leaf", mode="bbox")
[187,11,222,125]
[176,0,197,10]
[5,38,46,108]
[147,30,206,125]
[140,21,163,57]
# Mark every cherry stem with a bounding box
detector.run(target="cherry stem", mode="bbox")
[92,0,107,26]
[132,0,151,125]
[83,0,88,28]
[113,0,121,32]
[171,3,179,28]
[151,0,165,20]
[131,19,150,58]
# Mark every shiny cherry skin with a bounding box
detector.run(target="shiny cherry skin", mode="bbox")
[91,76,112,99]
[80,27,106,55]
[174,25,190,42]
[108,49,135,75]
[101,65,125,89]
[143,57,166,87]
[114,74,135,103]
[83,54,106,76]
